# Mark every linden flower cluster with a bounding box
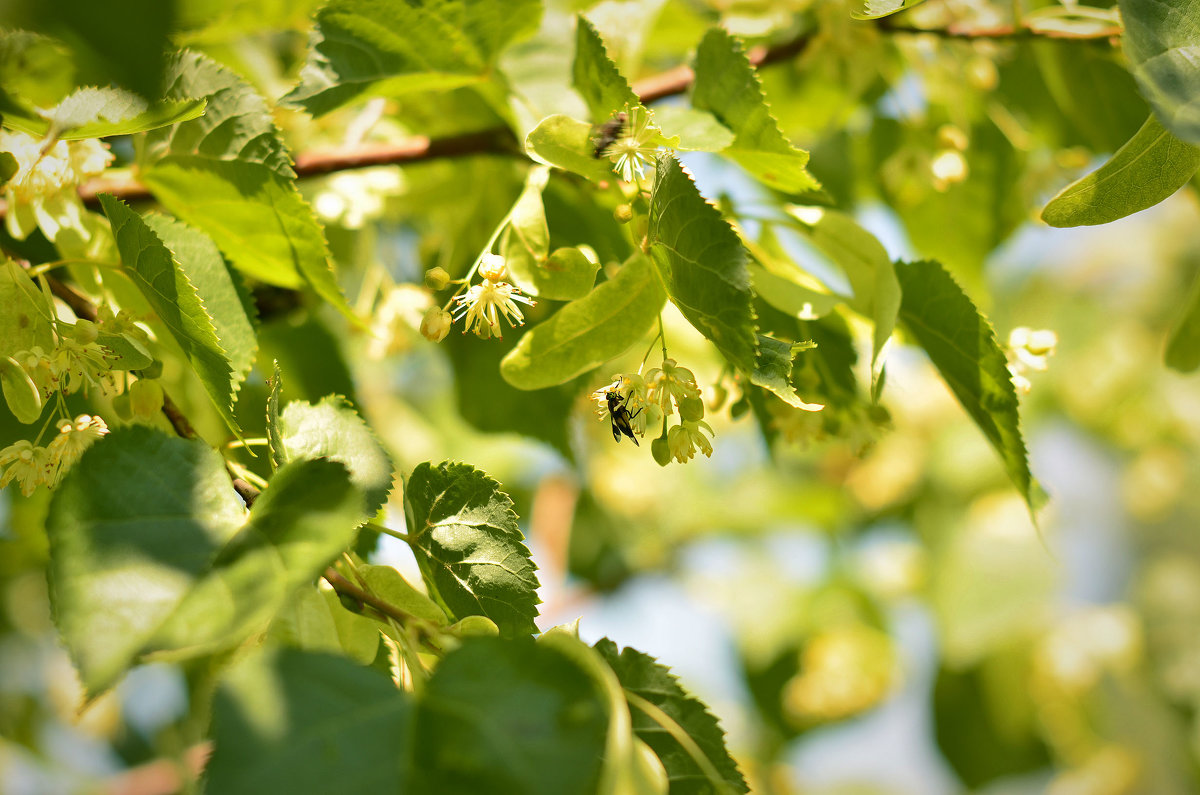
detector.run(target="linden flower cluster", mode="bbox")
[448,254,534,340]
[1007,326,1058,393]
[8,319,124,408]
[0,129,113,243]
[0,415,109,496]
[594,358,715,464]
[604,105,663,183]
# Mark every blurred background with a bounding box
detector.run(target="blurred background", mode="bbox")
[4,0,1200,793]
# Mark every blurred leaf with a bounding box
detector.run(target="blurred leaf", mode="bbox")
[502,166,599,301]
[208,648,412,795]
[1166,268,1200,371]
[100,194,240,436]
[850,0,930,20]
[46,427,245,694]
[360,563,448,626]
[651,105,735,152]
[784,206,899,366]
[748,264,843,320]
[0,87,204,140]
[1120,0,1200,144]
[276,395,394,520]
[933,654,1051,789]
[404,461,539,637]
[0,356,42,424]
[596,638,749,795]
[527,114,615,181]
[143,214,257,394]
[413,637,608,794]
[896,260,1038,511]
[691,27,819,193]
[1042,115,1200,227]
[0,260,55,358]
[284,0,542,117]
[257,312,359,408]
[501,253,665,390]
[24,0,175,99]
[266,360,284,471]
[269,586,380,665]
[649,154,757,373]
[573,14,639,122]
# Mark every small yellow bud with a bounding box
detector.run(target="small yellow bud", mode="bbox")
[679,395,705,422]
[478,253,507,283]
[111,392,132,421]
[614,204,634,224]
[420,306,453,342]
[424,267,451,290]
[651,436,672,467]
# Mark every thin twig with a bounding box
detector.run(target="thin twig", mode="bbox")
[321,567,421,626]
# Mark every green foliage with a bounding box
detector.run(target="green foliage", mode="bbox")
[100,194,240,434]
[403,461,539,637]
[208,648,413,794]
[896,260,1038,511]
[851,0,931,19]
[1042,115,1200,227]
[0,260,54,357]
[1167,269,1200,372]
[501,253,665,389]
[285,0,543,117]
[1120,0,1200,144]
[527,114,616,181]
[650,154,757,373]
[0,87,204,140]
[691,28,819,194]
[572,15,640,123]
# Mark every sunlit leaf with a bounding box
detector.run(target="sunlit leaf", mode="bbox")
[1120,0,1200,144]
[0,86,204,140]
[751,335,823,411]
[850,0,930,20]
[572,14,640,122]
[404,461,539,637]
[649,154,757,373]
[526,114,615,181]
[1042,115,1200,227]
[501,253,665,390]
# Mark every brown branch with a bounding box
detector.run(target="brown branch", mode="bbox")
[322,567,421,626]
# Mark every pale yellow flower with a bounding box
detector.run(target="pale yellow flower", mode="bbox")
[46,414,109,486]
[606,106,661,183]
[1,130,112,243]
[645,358,701,415]
[52,338,109,393]
[667,419,714,462]
[0,440,49,496]
[452,280,535,339]
[420,306,453,343]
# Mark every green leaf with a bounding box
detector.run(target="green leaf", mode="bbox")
[23,0,175,100]
[404,461,539,637]
[0,86,205,140]
[572,15,640,122]
[595,638,749,795]
[649,154,757,373]
[651,106,735,153]
[0,356,42,424]
[527,114,615,182]
[851,0,931,20]
[359,563,448,626]
[266,361,285,471]
[46,427,246,694]
[413,637,608,794]
[895,261,1038,510]
[150,50,293,177]
[1120,0,1200,144]
[691,28,819,194]
[751,336,824,411]
[503,166,600,300]
[284,0,543,117]
[99,194,240,436]
[141,156,354,317]
[1041,114,1200,227]
[0,151,17,185]
[269,586,381,665]
[95,330,153,370]
[512,246,601,302]
[748,264,843,320]
[501,253,666,390]
[0,259,55,358]
[276,394,394,520]
[142,214,257,393]
[1166,269,1200,372]
[208,648,412,795]
[784,206,900,366]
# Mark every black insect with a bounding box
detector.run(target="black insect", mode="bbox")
[592,111,628,158]
[606,389,642,446]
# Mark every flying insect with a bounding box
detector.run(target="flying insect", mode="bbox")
[606,389,642,445]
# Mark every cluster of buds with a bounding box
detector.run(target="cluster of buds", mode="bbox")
[0,414,109,496]
[1006,326,1058,393]
[593,358,715,465]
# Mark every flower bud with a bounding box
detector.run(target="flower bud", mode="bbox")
[706,383,728,412]
[651,436,672,467]
[129,378,163,417]
[679,395,705,422]
[111,392,132,421]
[424,266,451,290]
[479,253,507,282]
[72,319,99,344]
[138,360,164,380]
[613,204,634,224]
[420,306,453,342]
